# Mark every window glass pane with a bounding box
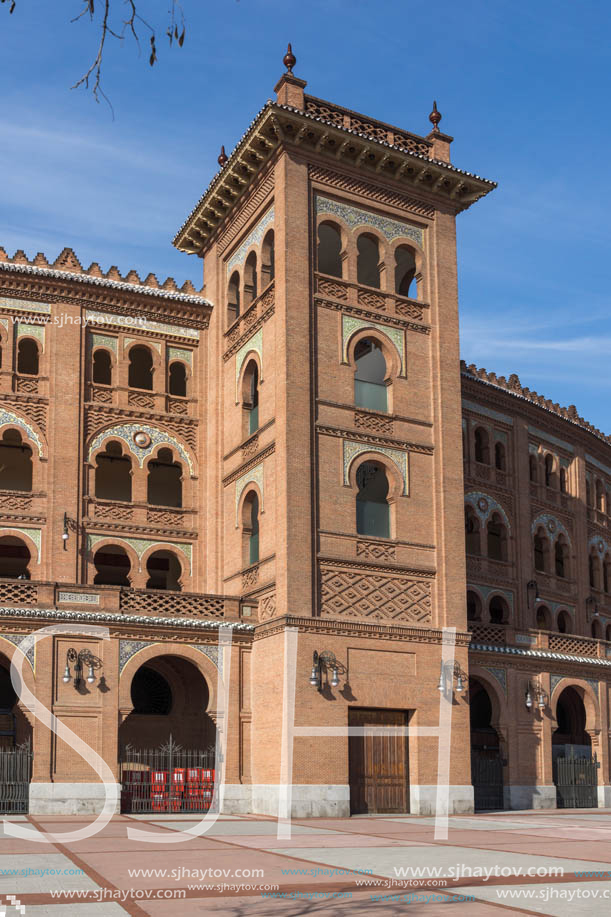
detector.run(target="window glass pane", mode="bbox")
[356,500,390,538]
[249,405,259,435]
[355,380,387,412]
[249,532,259,565]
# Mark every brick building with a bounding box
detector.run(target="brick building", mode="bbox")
[0,50,607,816]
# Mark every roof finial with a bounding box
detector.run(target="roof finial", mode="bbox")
[218,145,228,168]
[283,42,296,73]
[429,100,442,133]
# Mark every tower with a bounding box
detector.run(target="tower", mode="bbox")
[174,48,495,815]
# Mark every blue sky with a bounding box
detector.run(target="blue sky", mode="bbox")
[1,1,610,430]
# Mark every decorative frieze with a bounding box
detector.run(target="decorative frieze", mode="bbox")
[235,328,263,395]
[226,206,274,277]
[87,422,194,475]
[343,439,408,494]
[342,315,405,375]
[85,310,200,341]
[0,409,44,456]
[316,195,423,247]
[235,463,264,522]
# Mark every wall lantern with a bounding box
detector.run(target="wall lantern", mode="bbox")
[525,678,548,711]
[437,661,467,697]
[309,651,342,692]
[526,579,539,609]
[63,648,102,688]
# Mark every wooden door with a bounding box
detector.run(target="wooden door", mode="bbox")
[349,708,409,814]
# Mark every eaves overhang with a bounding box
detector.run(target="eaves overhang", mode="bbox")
[173,100,497,255]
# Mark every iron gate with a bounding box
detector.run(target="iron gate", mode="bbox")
[0,735,32,815]
[472,752,504,811]
[119,739,216,814]
[554,751,599,809]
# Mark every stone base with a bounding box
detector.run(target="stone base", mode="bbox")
[219,784,255,815]
[248,784,351,818]
[597,786,611,807]
[409,785,474,816]
[29,783,121,816]
[505,785,557,810]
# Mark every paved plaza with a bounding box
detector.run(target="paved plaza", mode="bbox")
[0,811,610,914]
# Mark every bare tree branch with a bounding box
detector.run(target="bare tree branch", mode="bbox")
[3,1,187,109]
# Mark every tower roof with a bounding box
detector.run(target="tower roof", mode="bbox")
[173,91,496,254]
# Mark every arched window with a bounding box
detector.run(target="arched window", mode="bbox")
[555,535,569,578]
[354,338,387,412]
[560,466,568,493]
[466,590,482,622]
[536,605,551,629]
[0,430,32,492]
[356,462,390,538]
[243,360,259,435]
[596,479,605,512]
[357,233,380,289]
[146,550,181,591]
[489,596,508,625]
[262,229,275,286]
[242,491,260,566]
[487,513,507,561]
[474,427,490,465]
[317,222,342,278]
[227,271,240,324]
[545,454,554,487]
[592,619,602,640]
[92,349,112,385]
[529,454,538,483]
[244,252,257,306]
[95,441,132,502]
[394,245,416,298]
[533,527,549,572]
[128,345,153,391]
[0,536,31,579]
[168,362,187,397]
[17,339,39,375]
[147,448,182,508]
[586,478,592,506]
[465,506,480,555]
[589,551,601,590]
[604,554,611,594]
[557,610,570,634]
[494,441,506,471]
[93,545,131,586]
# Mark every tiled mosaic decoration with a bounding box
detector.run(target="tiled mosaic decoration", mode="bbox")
[316,195,423,246]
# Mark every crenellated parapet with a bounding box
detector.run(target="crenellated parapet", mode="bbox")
[461,360,611,445]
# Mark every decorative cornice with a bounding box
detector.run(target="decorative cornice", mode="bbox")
[317,423,433,454]
[173,100,495,254]
[0,251,208,304]
[222,443,275,486]
[0,606,254,631]
[319,555,436,578]
[470,642,611,668]
[253,614,471,645]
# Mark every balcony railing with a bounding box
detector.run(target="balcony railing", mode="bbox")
[0,578,242,620]
[314,273,429,324]
[468,623,609,659]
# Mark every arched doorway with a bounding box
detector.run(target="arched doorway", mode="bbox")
[0,656,33,813]
[552,685,598,808]
[119,655,216,814]
[470,679,504,811]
